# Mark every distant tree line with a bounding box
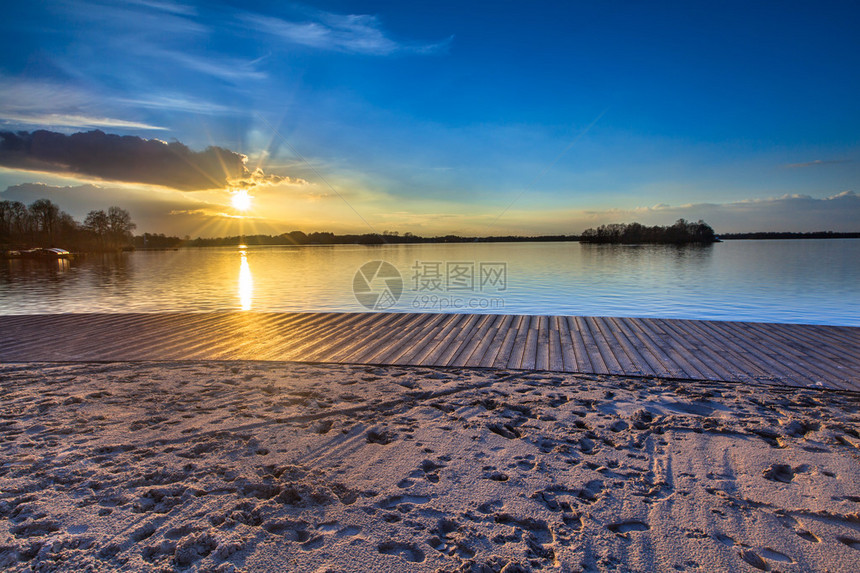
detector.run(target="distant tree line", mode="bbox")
[132,233,184,249]
[720,231,860,240]
[1,198,136,252]
[580,219,717,244]
[186,231,578,247]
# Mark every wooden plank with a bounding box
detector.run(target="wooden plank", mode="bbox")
[270,312,359,355]
[72,313,214,361]
[108,313,234,361]
[805,323,859,349]
[581,317,625,375]
[397,313,464,366]
[591,316,644,376]
[699,319,802,384]
[535,315,550,371]
[170,313,292,361]
[767,322,860,371]
[324,312,413,363]
[421,314,482,367]
[371,312,448,365]
[655,318,736,381]
[506,315,532,369]
[349,312,436,365]
[635,318,709,380]
[520,316,540,370]
[288,312,382,362]
[650,318,727,380]
[451,313,504,367]
[665,319,752,381]
[738,321,854,383]
[58,313,180,360]
[341,312,424,364]
[221,312,311,361]
[674,318,778,383]
[571,316,606,373]
[434,314,486,367]
[720,320,844,389]
[413,313,472,366]
[565,316,595,373]
[166,313,272,361]
[489,315,523,369]
[548,316,564,372]
[617,317,687,378]
[556,314,578,372]
[473,314,515,368]
[608,317,674,378]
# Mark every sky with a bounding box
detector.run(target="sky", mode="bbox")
[1,0,859,237]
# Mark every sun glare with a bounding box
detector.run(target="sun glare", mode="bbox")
[231,189,252,211]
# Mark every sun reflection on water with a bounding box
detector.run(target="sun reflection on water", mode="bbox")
[239,250,253,310]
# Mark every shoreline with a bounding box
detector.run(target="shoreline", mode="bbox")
[2,361,859,572]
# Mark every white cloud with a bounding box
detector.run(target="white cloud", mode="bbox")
[149,49,268,82]
[0,113,166,131]
[125,0,197,16]
[0,77,167,131]
[117,95,233,115]
[242,10,451,56]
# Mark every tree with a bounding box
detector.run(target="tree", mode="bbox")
[8,201,30,238]
[56,212,78,245]
[29,199,60,245]
[579,219,718,244]
[107,206,136,248]
[84,210,110,249]
[0,200,14,239]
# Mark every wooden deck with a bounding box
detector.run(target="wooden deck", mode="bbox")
[0,312,857,391]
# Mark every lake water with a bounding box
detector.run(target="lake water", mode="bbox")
[1,240,858,326]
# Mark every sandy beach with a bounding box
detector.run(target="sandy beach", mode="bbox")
[1,361,859,572]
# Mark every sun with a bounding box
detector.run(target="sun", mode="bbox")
[231,189,252,211]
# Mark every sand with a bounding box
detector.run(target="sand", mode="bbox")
[1,361,859,572]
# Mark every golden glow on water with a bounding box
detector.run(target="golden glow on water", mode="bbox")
[238,250,253,310]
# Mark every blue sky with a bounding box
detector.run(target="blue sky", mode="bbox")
[1,0,858,236]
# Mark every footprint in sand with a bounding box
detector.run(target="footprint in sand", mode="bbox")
[477,499,503,514]
[9,520,60,538]
[366,427,396,445]
[313,520,361,538]
[607,521,650,535]
[562,513,583,530]
[762,464,795,483]
[487,422,521,439]
[377,541,425,563]
[376,494,431,511]
[775,512,820,543]
[512,454,536,471]
[838,536,860,550]
[760,548,794,563]
[577,479,604,503]
[419,458,446,483]
[738,549,768,571]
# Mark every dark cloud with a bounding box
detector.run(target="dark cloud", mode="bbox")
[0,129,293,191]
